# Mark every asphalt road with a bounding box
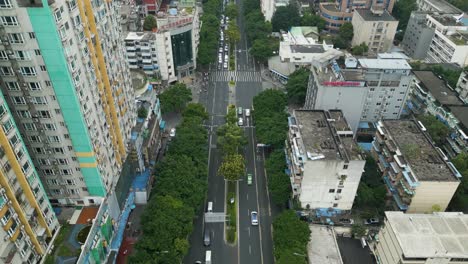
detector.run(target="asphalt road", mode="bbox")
[184,0,274,262]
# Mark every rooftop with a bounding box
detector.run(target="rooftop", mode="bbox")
[430,13,468,27]
[355,9,396,22]
[422,0,462,14]
[293,110,361,161]
[336,236,375,264]
[449,31,468,46]
[447,106,468,133]
[413,71,464,106]
[308,225,343,264]
[290,44,325,53]
[289,26,320,43]
[358,58,411,70]
[385,211,468,259]
[382,120,457,182]
[125,32,155,41]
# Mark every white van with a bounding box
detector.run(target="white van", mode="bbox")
[207,202,213,212]
[205,250,212,264]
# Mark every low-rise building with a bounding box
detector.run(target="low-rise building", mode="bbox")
[308,225,343,264]
[416,0,462,13]
[406,71,468,157]
[456,70,468,103]
[304,53,413,132]
[351,9,398,54]
[375,211,468,264]
[371,120,461,213]
[286,110,365,211]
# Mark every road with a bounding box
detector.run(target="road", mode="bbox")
[184,0,274,262]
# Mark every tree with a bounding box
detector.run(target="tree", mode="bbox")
[333,22,353,49]
[218,154,245,181]
[217,123,247,155]
[137,107,148,118]
[159,83,192,113]
[351,224,366,237]
[448,152,468,212]
[393,0,417,36]
[285,68,309,105]
[143,15,157,31]
[250,38,274,62]
[417,115,450,146]
[182,103,209,120]
[226,20,241,45]
[273,211,310,264]
[351,42,369,55]
[226,2,238,19]
[271,4,300,32]
[265,150,291,207]
[446,0,468,12]
[431,65,463,88]
[245,11,272,42]
[300,13,326,31]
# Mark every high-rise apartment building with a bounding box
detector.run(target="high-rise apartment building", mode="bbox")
[304,53,413,132]
[1,93,58,263]
[0,0,136,206]
[319,0,395,31]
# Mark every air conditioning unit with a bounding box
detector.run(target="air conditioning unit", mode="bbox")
[22,83,28,87]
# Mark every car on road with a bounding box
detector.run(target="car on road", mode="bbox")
[251,211,258,225]
[218,56,222,64]
[169,128,176,137]
[364,218,379,225]
[205,250,212,264]
[224,54,228,61]
[203,229,211,246]
[245,108,250,116]
[238,117,243,126]
[219,47,223,53]
[225,45,229,52]
[223,62,228,69]
[247,173,252,185]
[237,107,243,115]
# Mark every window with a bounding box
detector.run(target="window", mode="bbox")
[0,0,13,8]
[12,96,26,105]
[51,189,62,195]
[44,123,56,130]
[32,96,47,104]
[39,159,50,165]
[48,135,60,142]
[43,169,55,175]
[34,49,41,55]
[38,110,50,118]
[67,0,77,11]
[28,32,35,39]
[66,179,75,186]
[61,169,73,175]
[16,148,24,160]
[45,81,52,86]
[23,123,36,131]
[57,158,68,165]
[53,147,64,154]
[9,133,20,147]
[333,203,338,207]
[6,82,19,91]
[22,161,31,174]
[0,105,5,118]
[54,6,64,22]
[329,189,335,193]
[369,88,375,91]
[40,65,46,71]
[8,33,24,43]
[68,189,80,195]
[337,189,342,193]
[29,135,41,142]
[47,179,59,185]
[343,164,348,169]
[0,50,7,60]
[29,82,41,90]
[17,110,31,118]
[35,147,45,154]
[20,67,36,76]
[2,118,13,133]
[1,16,18,26]
[1,66,13,76]
[15,50,30,60]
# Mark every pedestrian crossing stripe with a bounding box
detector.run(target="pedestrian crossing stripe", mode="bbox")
[210,71,262,82]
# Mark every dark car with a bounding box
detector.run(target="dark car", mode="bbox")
[363,218,379,225]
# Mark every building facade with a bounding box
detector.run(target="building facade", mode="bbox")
[375,211,468,264]
[0,0,136,205]
[401,12,436,60]
[351,9,398,54]
[416,0,462,13]
[0,93,59,263]
[125,32,161,79]
[456,70,468,103]
[319,0,395,31]
[372,120,460,213]
[304,53,413,132]
[286,110,365,210]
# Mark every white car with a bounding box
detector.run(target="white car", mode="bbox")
[219,47,223,53]
[225,45,229,52]
[238,118,243,126]
[224,54,228,61]
[245,109,250,116]
[169,128,176,137]
[223,62,228,69]
[251,211,258,225]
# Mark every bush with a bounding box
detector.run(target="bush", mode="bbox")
[273,211,310,264]
[143,15,157,31]
[137,107,148,118]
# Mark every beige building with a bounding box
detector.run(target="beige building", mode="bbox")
[375,211,468,264]
[371,120,460,213]
[351,9,398,54]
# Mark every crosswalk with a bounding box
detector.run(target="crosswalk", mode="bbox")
[210,70,262,82]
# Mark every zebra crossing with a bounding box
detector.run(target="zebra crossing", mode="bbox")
[210,70,262,82]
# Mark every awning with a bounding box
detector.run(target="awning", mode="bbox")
[159,120,166,130]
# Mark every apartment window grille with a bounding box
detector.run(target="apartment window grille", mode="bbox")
[20,67,37,76]
[45,123,56,130]
[28,32,35,39]
[38,110,50,118]
[2,118,13,133]
[29,135,41,142]
[12,96,26,105]
[6,82,19,90]
[0,0,12,8]
[32,96,47,105]
[15,50,30,60]
[34,49,41,55]
[0,66,14,76]
[48,135,60,142]
[43,169,55,175]
[1,16,18,26]
[8,33,24,43]
[17,110,31,118]
[0,50,7,60]
[23,123,36,131]
[9,133,19,147]
[29,82,41,91]
[53,147,64,154]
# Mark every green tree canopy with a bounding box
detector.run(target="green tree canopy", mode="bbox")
[226,20,241,45]
[273,211,311,264]
[159,83,192,113]
[271,4,301,32]
[217,123,247,155]
[448,152,468,212]
[285,68,309,105]
[182,103,209,120]
[218,154,246,181]
[333,22,354,49]
[137,106,148,118]
[300,12,326,31]
[226,2,238,18]
[250,38,274,62]
[393,0,417,40]
[418,114,450,146]
[143,15,157,31]
[351,42,369,55]
[266,150,292,207]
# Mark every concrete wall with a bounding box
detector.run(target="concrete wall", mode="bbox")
[408,181,459,213]
[299,159,364,210]
[375,218,404,264]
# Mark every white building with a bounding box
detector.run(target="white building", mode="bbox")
[0,0,136,205]
[286,110,365,210]
[125,32,161,78]
[304,53,413,132]
[425,13,468,66]
[375,211,468,264]
[416,0,462,13]
[372,120,461,213]
[456,70,468,103]
[261,0,289,21]
[351,9,398,54]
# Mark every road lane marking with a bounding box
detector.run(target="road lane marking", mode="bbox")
[248,227,251,237]
[247,209,250,216]
[249,245,251,255]
[261,147,272,217]
[246,193,248,200]
[251,127,264,264]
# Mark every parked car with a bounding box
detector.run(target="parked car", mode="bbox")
[251,211,258,225]
[339,218,354,225]
[169,128,176,137]
[237,107,243,115]
[247,173,252,185]
[364,218,379,225]
[238,117,243,126]
[223,62,228,69]
[219,47,223,53]
[245,109,250,116]
[225,45,229,52]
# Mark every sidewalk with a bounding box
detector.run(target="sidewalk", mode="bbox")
[259,65,286,90]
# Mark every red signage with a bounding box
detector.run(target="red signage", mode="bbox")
[157,17,194,32]
[322,81,363,86]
